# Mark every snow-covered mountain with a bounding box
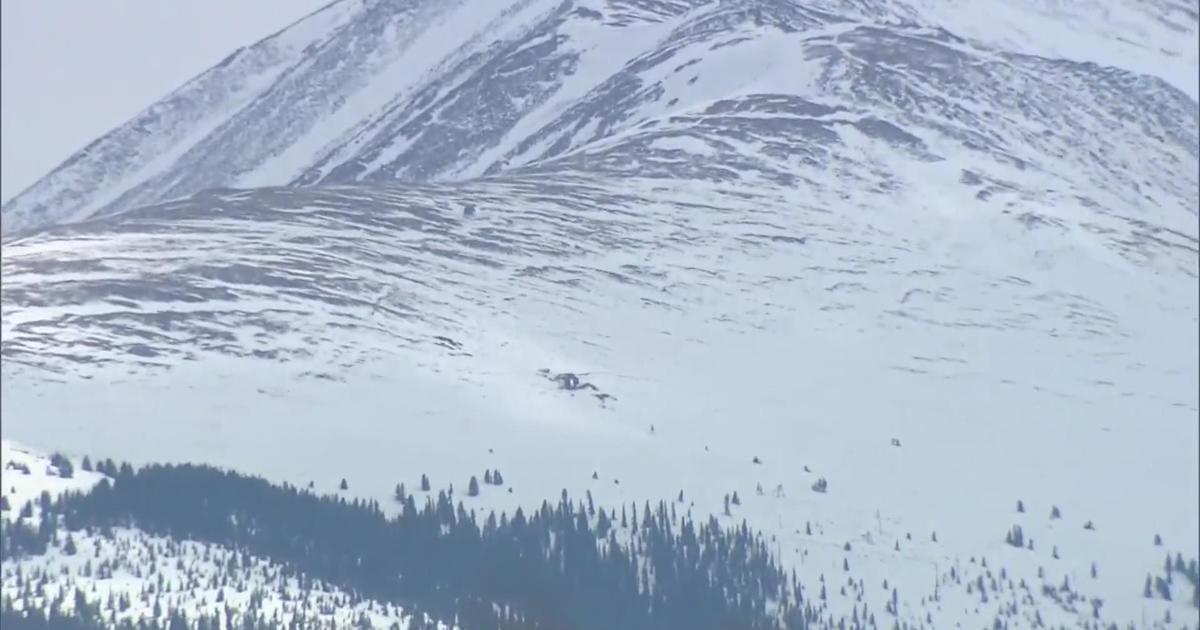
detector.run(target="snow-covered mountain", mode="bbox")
[1,0,1197,628]
[2,0,1196,237]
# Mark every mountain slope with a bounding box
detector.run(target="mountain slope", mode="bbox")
[1,0,1197,628]
[3,173,1197,627]
[3,0,1196,240]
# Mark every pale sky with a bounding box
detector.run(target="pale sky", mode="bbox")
[0,0,330,203]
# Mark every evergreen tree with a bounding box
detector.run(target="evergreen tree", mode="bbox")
[420,474,431,492]
[339,478,349,491]
[1005,525,1024,548]
[49,453,74,479]
[467,476,480,497]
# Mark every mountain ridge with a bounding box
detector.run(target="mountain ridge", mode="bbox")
[3,0,1196,240]
[1,2,1197,628]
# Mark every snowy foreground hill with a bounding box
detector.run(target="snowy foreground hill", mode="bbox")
[2,0,1199,628]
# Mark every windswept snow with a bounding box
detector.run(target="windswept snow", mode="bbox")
[1,0,1197,628]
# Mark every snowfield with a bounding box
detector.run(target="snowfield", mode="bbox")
[1,0,1197,628]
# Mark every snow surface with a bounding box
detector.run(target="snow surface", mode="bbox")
[1,0,1197,628]
[2,174,1196,628]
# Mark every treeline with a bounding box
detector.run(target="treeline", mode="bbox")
[1,600,293,630]
[2,462,820,630]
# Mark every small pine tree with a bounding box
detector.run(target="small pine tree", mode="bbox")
[420,474,431,492]
[484,470,493,484]
[731,491,741,506]
[63,535,78,556]
[1154,533,1163,546]
[49,453,74,479]
[81,456,93,472]
[394,484,405,502]
[1156,576,1172,601]
[1005,525,1024,548]
[1050,505,1061,519]
[467,476,480,497]
[1017,500,1024,513]
[491,470,503,485]
[339,478,349,491]
[1144,575,1153,598]
[0,496,8,512]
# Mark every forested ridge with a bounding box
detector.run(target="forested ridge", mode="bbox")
[2,461,820,630]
